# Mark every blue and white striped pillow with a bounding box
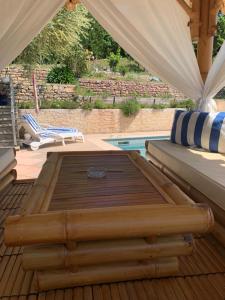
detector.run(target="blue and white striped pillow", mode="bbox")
[171,110,225,153]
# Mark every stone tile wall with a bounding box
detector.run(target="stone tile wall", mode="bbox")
[19,108,175,134]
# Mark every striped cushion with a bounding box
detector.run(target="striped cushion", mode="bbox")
[171,110,225,153]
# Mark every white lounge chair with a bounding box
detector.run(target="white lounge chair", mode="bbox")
[22,114,84,150]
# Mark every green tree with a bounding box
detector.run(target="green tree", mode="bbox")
[108,49,121,71]
[214,14,225,57]
[15,5,90,111]
[81,13,123,59]
[16,5,90,65]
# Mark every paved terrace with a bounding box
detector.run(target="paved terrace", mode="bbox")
[15,131,169,180]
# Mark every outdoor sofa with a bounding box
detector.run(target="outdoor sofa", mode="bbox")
[146,138,225,246]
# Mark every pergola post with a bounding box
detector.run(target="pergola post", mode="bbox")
[177,0,222,82]
[197,0,215,82]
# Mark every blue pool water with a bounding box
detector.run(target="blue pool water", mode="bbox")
[106,135,170,157]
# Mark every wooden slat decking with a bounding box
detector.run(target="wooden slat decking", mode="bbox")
[1,181,225,299]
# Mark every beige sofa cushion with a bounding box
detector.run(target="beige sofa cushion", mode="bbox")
[147,140,225,210]
[0,148,15,173]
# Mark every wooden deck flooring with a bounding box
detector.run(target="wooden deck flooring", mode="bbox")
[1,181,225,299]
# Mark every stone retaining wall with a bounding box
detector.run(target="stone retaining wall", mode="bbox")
[79,79,185,98]
[19,108,175,134]
[0,65,186,102]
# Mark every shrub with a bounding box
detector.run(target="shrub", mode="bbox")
[65,46,89,78]
[108,50,121,71]
[170,99,195,110]
[127,61,145,73]
[47,66,76,84]
[75,84,95,96]
[40,100,79,109]
[93,99,107,109]
[82,101,94,110]
[118,65,128,76]
[179,99,195,110]
[150,103,168,109]
[120,99,141,117]
[18,101,34,109]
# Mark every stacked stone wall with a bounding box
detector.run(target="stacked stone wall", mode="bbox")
[0,65,187,102]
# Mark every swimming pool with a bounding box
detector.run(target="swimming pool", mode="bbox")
[106,135,170,157]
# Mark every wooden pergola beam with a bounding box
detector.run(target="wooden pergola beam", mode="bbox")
[65,0,80,11]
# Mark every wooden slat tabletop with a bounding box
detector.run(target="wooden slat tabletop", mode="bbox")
[49,154,166,211]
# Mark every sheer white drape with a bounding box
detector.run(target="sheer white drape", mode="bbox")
[82,0,203,101]
[82,0,225,112]
[0,0,64,71]
[1,0,225,112]
[199,42,225,112]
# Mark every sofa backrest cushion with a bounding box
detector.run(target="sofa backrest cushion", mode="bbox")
[171,110,225,153]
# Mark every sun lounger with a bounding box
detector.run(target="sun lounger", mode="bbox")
[21,114,84,150]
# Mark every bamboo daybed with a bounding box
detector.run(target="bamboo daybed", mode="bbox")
[4,150,214,291]
[145,140,225,249]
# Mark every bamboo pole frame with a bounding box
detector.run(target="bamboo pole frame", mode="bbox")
[65,0,80,11]
[35,257,179,291]
[5,203,213,246]
[147,151,225,246]
[46,150,140,158]
[147,151,223,216]
[21,153,62,215]
[129,151,194,206]
[0,159,17,181]
[0,170,17,193]
[22,235,194,271]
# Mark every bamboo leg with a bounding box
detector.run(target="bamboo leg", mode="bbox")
[65,241,79,272]
[35,258,179,291]
[22,235,194,271]
[5,204,214,246]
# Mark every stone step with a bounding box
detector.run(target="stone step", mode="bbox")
[0,107,11,112]
[0,143,15,148]
[0,125,14,131]
[0,119,12,125]
[0,112,12,118]
[0,133,14,140]
[0,128,15,134]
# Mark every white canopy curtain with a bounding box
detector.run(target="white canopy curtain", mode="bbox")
[201,42,225,112]
[0,0,225,112]
[81,0,225,112]
[0,0,65,71]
